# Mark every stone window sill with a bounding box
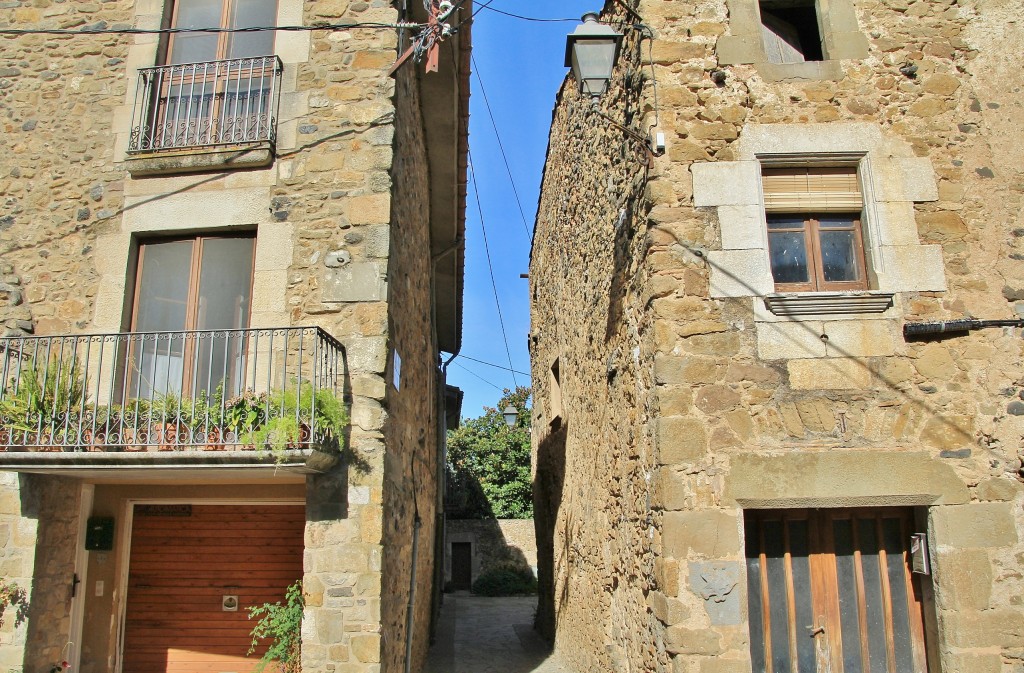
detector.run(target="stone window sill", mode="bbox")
[763,292,895,317]
[125,142,274,177]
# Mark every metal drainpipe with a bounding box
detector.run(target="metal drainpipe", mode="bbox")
[405,515,422,673]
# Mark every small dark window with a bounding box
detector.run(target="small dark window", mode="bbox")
[759,0,824,63]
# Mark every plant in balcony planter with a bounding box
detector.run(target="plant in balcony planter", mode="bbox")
[0,355,86,449]
[246,383,347,462]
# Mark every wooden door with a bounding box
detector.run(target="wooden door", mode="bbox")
[450,542,472,591]
[745,508,929,673]
[122,504,303,673]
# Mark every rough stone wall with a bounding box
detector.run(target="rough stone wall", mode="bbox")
[530,9,667,669]
[444,518,538,584]
[532,0,1024,672]
[0,474,80,672]
[0,1,453,672]
[378,60,440,673]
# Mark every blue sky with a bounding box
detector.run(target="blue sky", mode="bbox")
[446,0,596,418]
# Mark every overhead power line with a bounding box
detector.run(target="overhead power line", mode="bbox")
[0,21,418,37]
[468,150,519,389]
[453,362,505,393]
[460,354,530,377]
[471,54,533,243]
[479,6,579,22]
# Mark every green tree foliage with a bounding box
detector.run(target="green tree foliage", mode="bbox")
[446,387,533,519]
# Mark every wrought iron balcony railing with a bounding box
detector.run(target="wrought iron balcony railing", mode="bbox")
[128,56,283,153]
[0,327,345,453]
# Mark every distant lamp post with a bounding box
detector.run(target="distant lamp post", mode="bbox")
[565,12,624,100]
[502,405,519,428]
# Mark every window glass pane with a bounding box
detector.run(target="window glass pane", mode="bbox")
[819,230,859,282]
[883,517,916,673]
[818,215,857,229]
[746,524,768,673]
[228,0,278,58]
[767,215,806,230]
[193,237,254,397]
[133,240,194,398]
[769,231,810,284]
[169,0,221,64]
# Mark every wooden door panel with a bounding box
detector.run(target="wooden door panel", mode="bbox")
[123,504,303,673]
[746,508,929,673]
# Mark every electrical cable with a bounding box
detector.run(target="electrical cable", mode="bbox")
[453,362,505,392]
[477,6,578,22]
[0,22,416,36]
[467,150,519,389]
[460,354,529,377]
[471,54,532,243]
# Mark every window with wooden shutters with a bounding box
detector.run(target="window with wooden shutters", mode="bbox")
[763,167,869,292]
[745,508,930,673]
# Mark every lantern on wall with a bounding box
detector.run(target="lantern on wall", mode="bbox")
[565,12,624,99]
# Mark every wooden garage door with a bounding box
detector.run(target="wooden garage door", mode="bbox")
[123,504,304,673]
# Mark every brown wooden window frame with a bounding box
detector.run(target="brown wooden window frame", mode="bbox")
[766,213,869,293]
[745,507,930,673]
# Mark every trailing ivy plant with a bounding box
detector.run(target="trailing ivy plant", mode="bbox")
[248,580,303,673]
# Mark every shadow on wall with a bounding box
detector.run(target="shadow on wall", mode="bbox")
[531,421,567,641]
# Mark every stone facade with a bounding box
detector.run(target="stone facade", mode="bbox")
[531,1,1024,672]
[444,518,538,586]
[0,1,468,672]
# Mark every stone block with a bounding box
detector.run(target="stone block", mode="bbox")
[934,548,991,610]
[870,157,939,203]
[648,590,690,625]
[663,510,740,559]
[654,355,725,385]
[691,161,761,207]
[788,358,871,390]
[657,417,708,465]
[123,187,269,231]
[871,200,922,247]
[707,250,774,298]
[345,337,389,374]
[254,223,294,271]
[699,658,752,673]
[942,608,1024,649]
[822,320,895,357]
[689,561,741,625]
[756,321,827,360]
[665,625,724,655]
[348,194,391,226]
[913,343,957,380]
[718,204,766,250]
[715,35,760,65]
[976,477,1020,501]
[920,415,974,451]
[725,452,968,507]
[323,262,388,302]
[931,503,1018,549]
[827,31,870,59]
[734,122,883,160]
[351,634,381,662]
[939,652,1001,673]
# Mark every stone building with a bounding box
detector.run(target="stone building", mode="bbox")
[530,1,1024,672]
[0,1,469,672]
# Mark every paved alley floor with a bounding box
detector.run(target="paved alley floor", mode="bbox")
[425,594,570,673]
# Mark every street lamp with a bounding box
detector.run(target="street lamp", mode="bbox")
[502,405,518,428]
[565,12,624,100]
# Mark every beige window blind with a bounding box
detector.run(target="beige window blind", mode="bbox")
[762,166,862,212]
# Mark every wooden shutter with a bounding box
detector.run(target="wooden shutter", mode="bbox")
[763,167,863,213]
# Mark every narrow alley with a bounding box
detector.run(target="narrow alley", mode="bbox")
[426,595,569,673]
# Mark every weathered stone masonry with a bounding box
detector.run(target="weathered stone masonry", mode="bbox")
[532,1,1024,672]
[0,1,468,671]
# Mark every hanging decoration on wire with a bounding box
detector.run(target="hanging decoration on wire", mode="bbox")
[389,0,459,75]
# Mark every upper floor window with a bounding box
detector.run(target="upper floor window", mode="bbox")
[128,0,283,155]
[763,167,868,292]
[759,0,823,63]
[130,235,255,398]
[166,0,279,65]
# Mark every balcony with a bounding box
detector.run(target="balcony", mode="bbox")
[0,327,346,474]
[126,56,283,175]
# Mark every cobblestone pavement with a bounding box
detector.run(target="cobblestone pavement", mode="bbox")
[425,594,570,673]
